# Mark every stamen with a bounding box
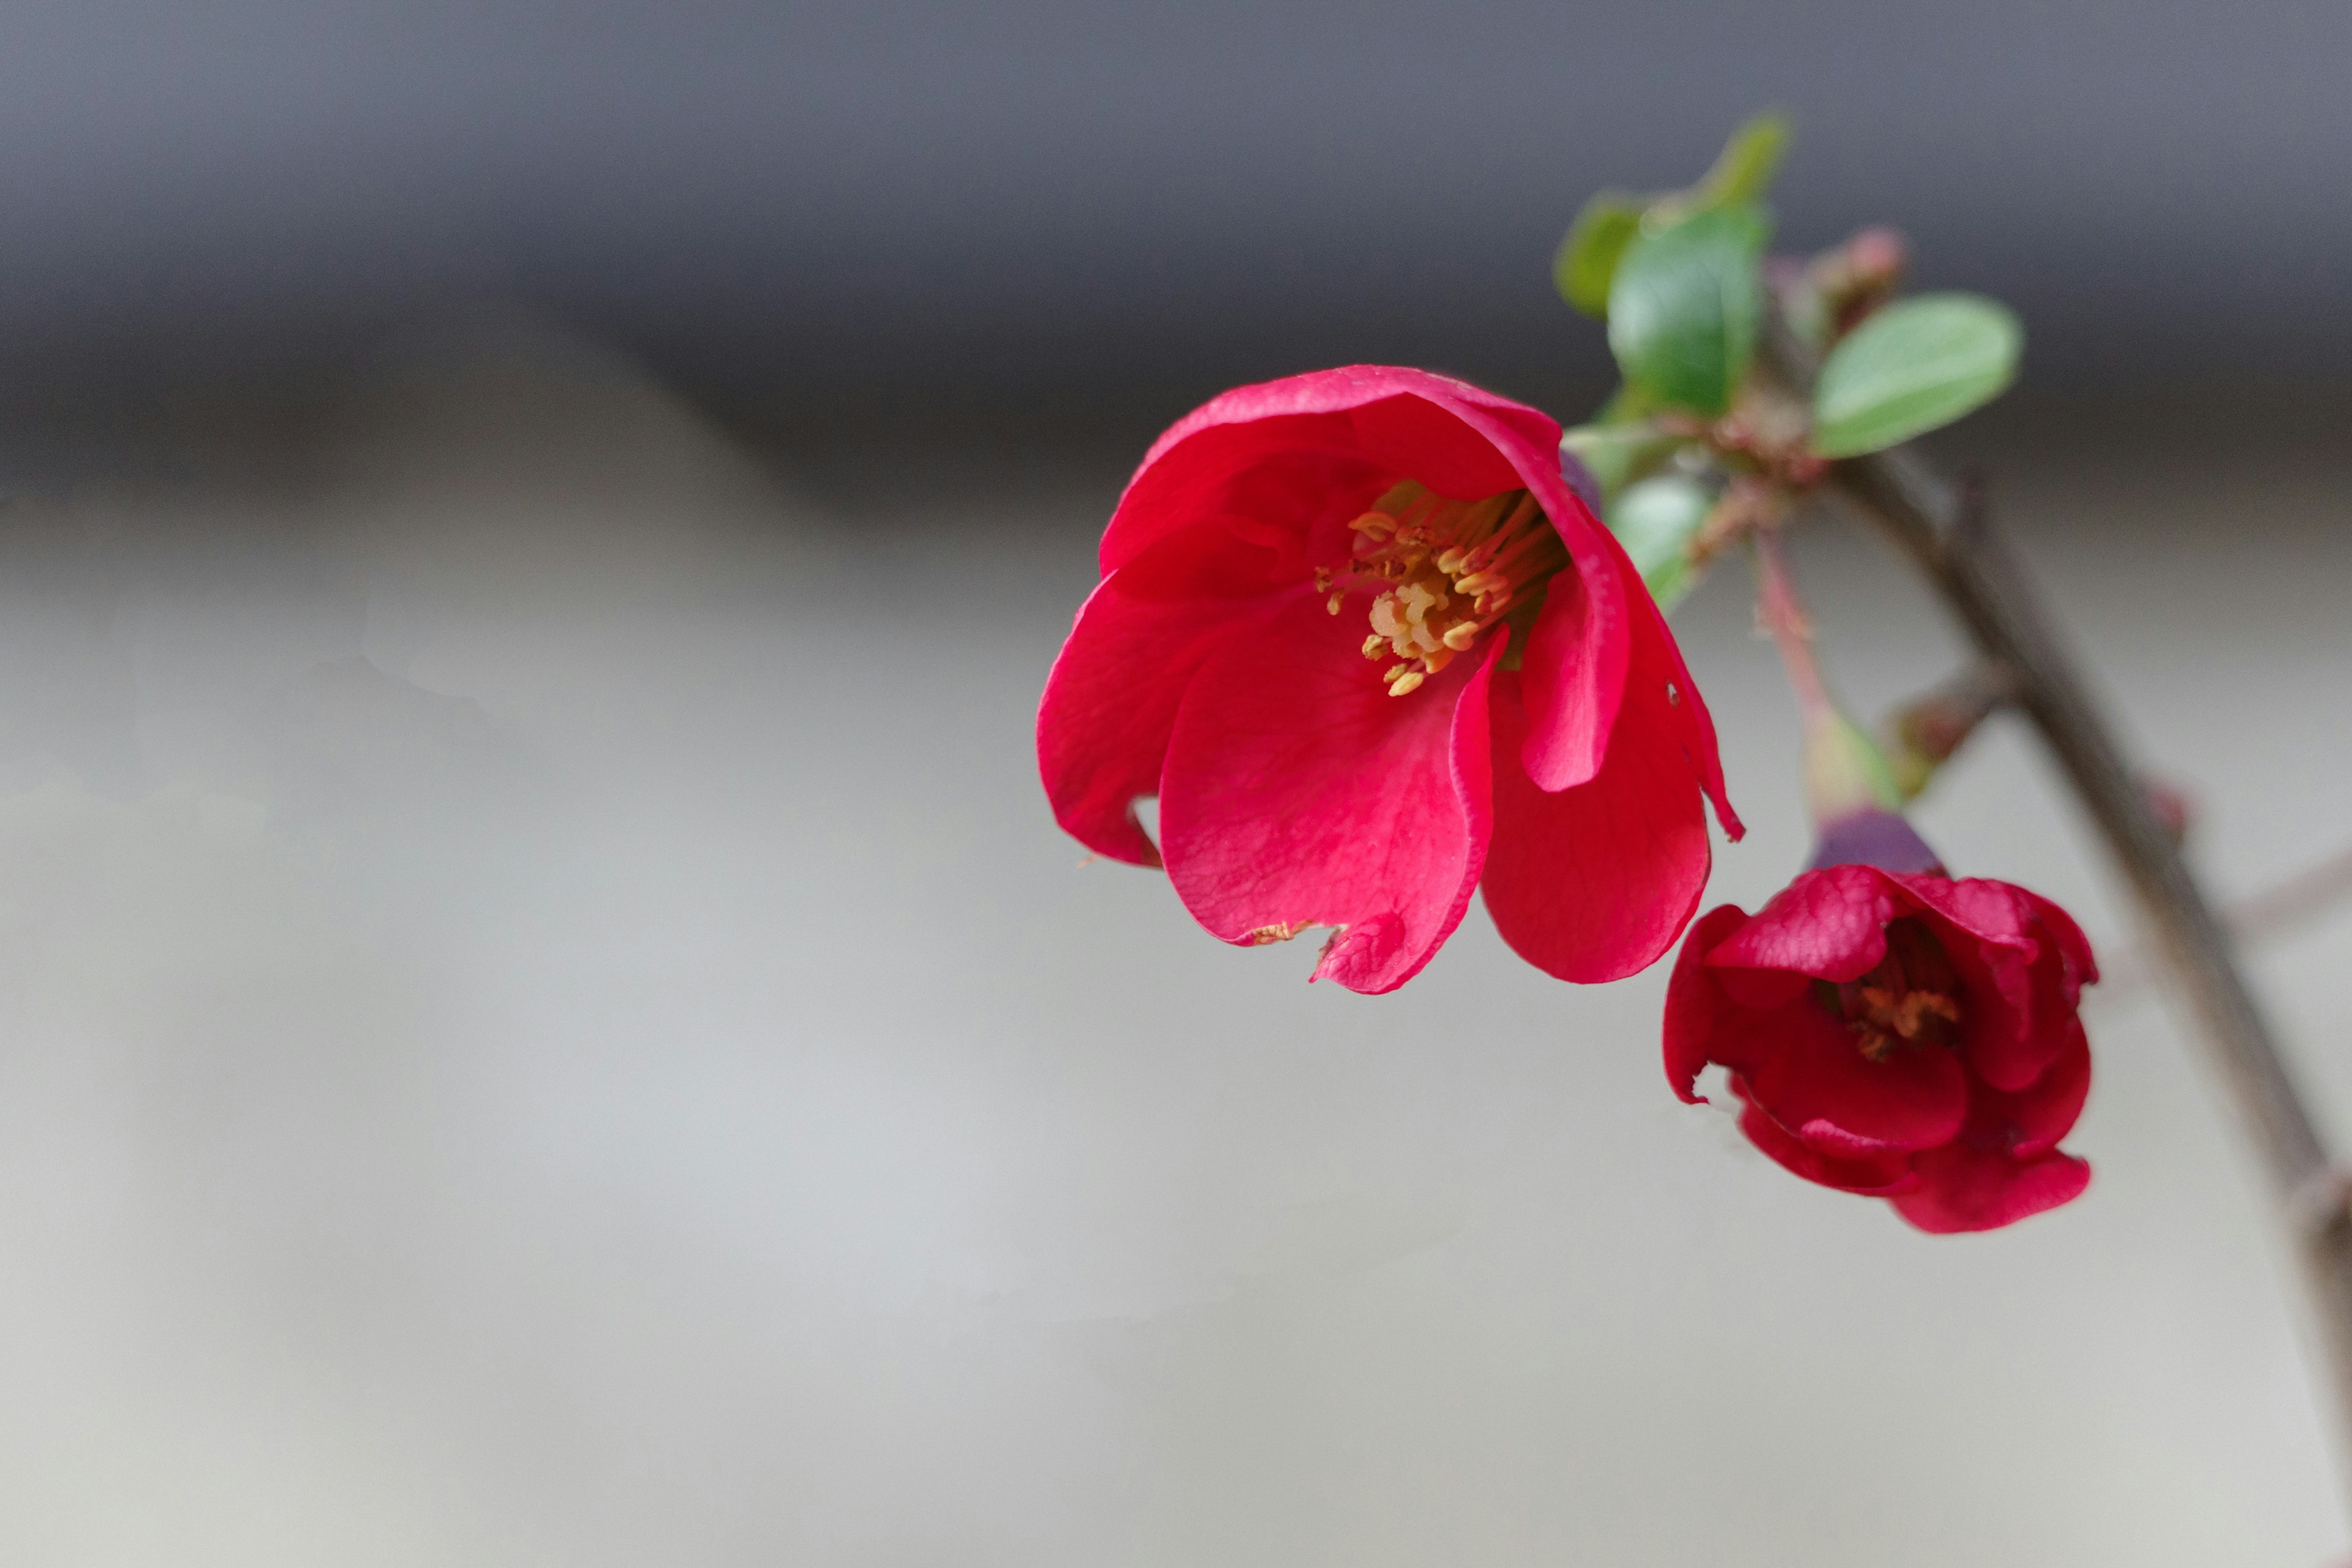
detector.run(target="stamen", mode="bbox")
[1316,481,1567,698]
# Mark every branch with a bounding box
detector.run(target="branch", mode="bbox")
[1760,314,2352,1507]
[2097,840,2352,1002]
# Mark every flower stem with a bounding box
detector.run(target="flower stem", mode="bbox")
[1752,529,1902,830]
[1761,313,2352,1519]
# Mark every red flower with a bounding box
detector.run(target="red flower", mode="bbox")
[1038,366,1740,993]
[1665,812,2095,1232]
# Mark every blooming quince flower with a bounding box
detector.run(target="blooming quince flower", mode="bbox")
[1038,366,1740,993]
[1666,807,2095,1232]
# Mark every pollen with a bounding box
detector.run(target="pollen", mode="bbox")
[1825,918,1965,1062]
[1322,481,1568,696]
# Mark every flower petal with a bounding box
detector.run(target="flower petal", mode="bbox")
[1102,366,1560,573]
[1037,520,1297,864]
[1734,1002,1969,1155]
[1891,1146,2090,1234]
[1159,594,1502,994]
[1905,878,2064,1092]
[1483,668,1711,983]
[1665,904,1754,1103]
[1515,491,1738,843]
[1707,864,1904,981]
[1732,1088,1918,1196]
[1970,1025,2092,1158]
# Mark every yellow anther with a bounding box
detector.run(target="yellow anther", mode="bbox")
[1326,592,1344,614]
[1316,483,1564,692]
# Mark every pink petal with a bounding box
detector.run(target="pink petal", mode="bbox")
[1158,594,1502,994]
[1665,905,1753,1103]
[1037,521,1298,864]
[1891,1147,2091,1234]
[1483,668,1711,984]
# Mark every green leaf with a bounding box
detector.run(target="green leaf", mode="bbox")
[1606,203,1771,417]
[1695,112,1790,208]
[1810,293,2022,458]
[1555,194,1645,317]
[1607,473,1714,610]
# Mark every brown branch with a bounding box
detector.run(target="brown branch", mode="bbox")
[1762,317,2352,1511]
[2096,840,2352,1003]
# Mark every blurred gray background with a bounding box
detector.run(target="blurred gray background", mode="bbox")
[0,3,2348,1564]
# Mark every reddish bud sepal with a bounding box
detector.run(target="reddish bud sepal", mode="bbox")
[1038,366,1741,993]
[1667,810,2096,1232]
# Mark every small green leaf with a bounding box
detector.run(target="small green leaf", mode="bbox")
[1607,473,1714,610]
[1810,293,2022,458]
[1606,203,1770,417]
[1555,194,1645,317]
[1695,112,1790,209]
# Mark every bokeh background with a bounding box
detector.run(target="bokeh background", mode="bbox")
[1,3,2349,1562]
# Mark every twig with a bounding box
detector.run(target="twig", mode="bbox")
[1761,315,2352,1512]
[2096,840,2352,1003]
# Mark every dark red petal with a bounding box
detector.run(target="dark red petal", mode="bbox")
[1969,1026,2092,1158]
[1665,905,1753,1103]
[1158,594,1502,995]
[1706,864,1905,981]
[1891,1146,2091,1234]
[1733,1088,1918,1196]
[1907,879,2067,1092]
[1482,668,1711,983]
[2023,890,2100,990]
[1036,521,1296,864]
[1734,1001,1970,1155]
[1897,873,2044,953]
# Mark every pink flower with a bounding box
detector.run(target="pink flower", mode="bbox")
[1038,366,1740,993]
[1666,811,2095,1232]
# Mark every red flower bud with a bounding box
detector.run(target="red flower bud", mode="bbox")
[1666,810,2095,1232]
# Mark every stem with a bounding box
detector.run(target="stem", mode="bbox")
[1752,530,1903,828]
[1751,530,1831,715]
[1762,318,2352,1508]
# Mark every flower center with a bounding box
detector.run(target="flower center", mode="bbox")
[1820,917,1964,1062]
[1313,481,1567,696]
